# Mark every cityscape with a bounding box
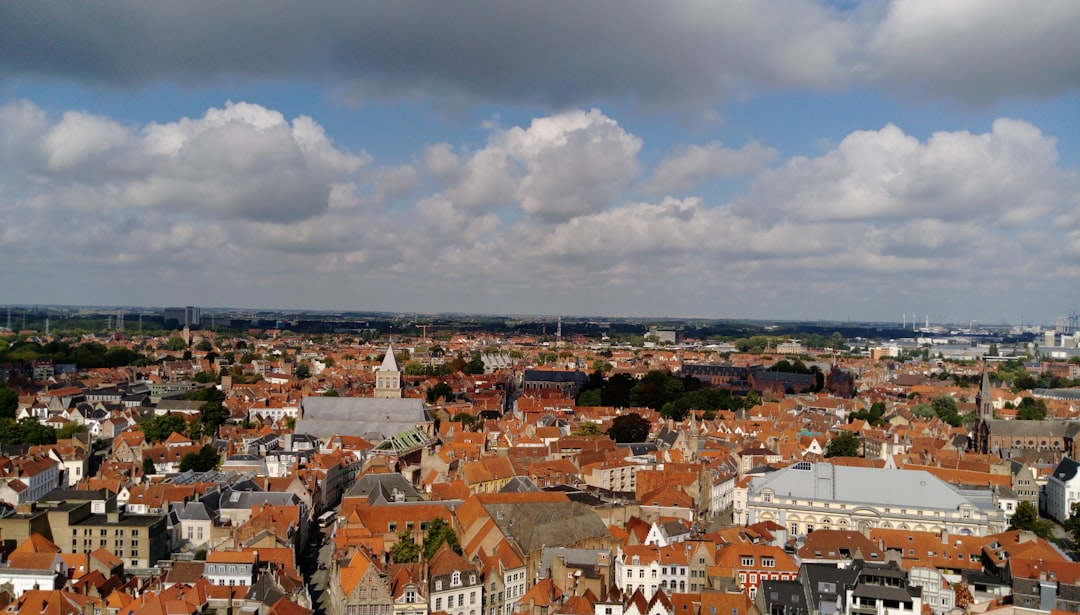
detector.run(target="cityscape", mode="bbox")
[1,303,1080,615]
[1,3,1080,615]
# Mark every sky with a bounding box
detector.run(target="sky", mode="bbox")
[1,1,1078,325]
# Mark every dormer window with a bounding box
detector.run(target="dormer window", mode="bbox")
[452,571,461,587]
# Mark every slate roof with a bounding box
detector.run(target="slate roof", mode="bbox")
[750,462,975,510]
[295,396,429,440]
[1051,457,1080,483]
[484,500,609,553]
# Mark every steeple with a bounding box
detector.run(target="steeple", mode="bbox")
[380,343,400,372]
[374,343,403,399]
[977,362,993,422]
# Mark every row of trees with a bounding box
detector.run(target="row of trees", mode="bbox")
[576,370,761,421]
[0,340,148,368]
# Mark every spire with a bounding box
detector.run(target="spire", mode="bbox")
[380,344,399,372]
[978,361,993,421]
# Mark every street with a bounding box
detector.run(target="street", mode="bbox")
[301,517,338,615]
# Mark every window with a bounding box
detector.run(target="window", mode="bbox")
[436,599,443,610]
[471,592,477,605]
[740,556,754,567]
[458,595,465,607]
[761,558,775,568]
[763,492,772,503]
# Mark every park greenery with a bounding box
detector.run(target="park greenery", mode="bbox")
[576,370,762,421]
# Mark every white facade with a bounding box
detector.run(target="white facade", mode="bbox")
[430,570,482,615]
[1044,458,1080,523]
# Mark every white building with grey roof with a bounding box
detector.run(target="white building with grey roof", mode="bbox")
[746,462,1007,538]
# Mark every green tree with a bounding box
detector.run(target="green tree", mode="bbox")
[0,384,18,419]
[0,418,56,445]
[630,370,683,411]
[606,412,651,443]
[294,363,311,379]
[427,382,454,404]
[141,414,187,442]
[165,336,187,351]
[931,395,963,426]
[323,388,339,397]
[179,445,221,472]
[195,340,213,352]
[423,517,462,560]
[1063,502,1080,544]
[392,531,420,563]
[824,432,860,458]
[143,457,157,475]
[573,421,603,436]
[1009,501,1055,539]
[452,412,478,431]
[463,355,485,375]
[57,423,88,440]
[404,361,428,376]
[577,389,602,407]
[1016,397,1048,421]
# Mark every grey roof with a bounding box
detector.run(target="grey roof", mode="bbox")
[750,462,974,510]
[986,419,1077,437]
[523,370,589,385]
[219,489,298,510]
[295,396,430,440]
[802,563,859,612]
[538,547,610,580]
[500,476,540,493]
[247,572,286,606]
[345,473,421,503]
[760,580,806,611]
[171,501,211,521]
[483,500,609,553]
[1051,457,1080,483]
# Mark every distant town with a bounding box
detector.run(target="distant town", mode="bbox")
[1,304,1080,615]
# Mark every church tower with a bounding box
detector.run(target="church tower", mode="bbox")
[374,344,403,399]
[973,362,993,453]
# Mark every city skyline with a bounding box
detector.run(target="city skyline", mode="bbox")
[1,2,1078,323]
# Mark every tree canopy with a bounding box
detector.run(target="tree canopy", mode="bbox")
[391,532,420,563]
[824,432,860,458]
[140,413,187,442]
[423,517,462,560]
[1009,501,1055,539]
[179,445,221,472]
[606,412,651,443]
[0,418,56,445]
[1016,397,1048,421]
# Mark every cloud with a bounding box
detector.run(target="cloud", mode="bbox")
[500,109,642,222]
[1,99,1077,320]
[0,100,369,223]
[868,0,1080,102]
[434,109,642,222]
[646,141,778,194]
[740,118,1071,224]
[4,1,1074,108]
